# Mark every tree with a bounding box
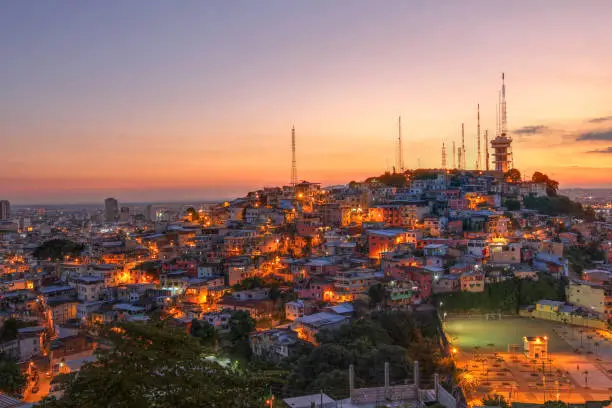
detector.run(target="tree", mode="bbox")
[481,394,510,408]
[224,311,256,360]
[504,199,521,211]
[185,207,199,222]
[0,319,36,342]
[33,239,85,261]
[504,168,521,183]
[457,372,480,395]
[368,283,386,308]
[0,353,26,395]
[584,206,597,222]
[544,401,568,408]
[190,319,217,349]
[39,322,271,408]
[532,171,559,196]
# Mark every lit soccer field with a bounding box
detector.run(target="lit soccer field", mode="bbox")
[443,316,573,353]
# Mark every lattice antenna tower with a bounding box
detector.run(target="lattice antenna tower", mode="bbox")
[290,125,297,186]
[441,142,447,169]
[461,123,466,170]
[476,104,481,170]
[397,116,404,173]
[484,130,490,171]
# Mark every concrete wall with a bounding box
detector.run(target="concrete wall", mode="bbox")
[519,309,607,330]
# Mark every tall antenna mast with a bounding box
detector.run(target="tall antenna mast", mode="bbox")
[457,148,462,172]
[452,141,456,169]
[500,73,507,137]
[484,130,489,171]
[441,142,447,169]
[461,123,466,170]
[476,104,481,170]
[290,125,297,186]
[496,97,500,137]
[397,116,404,173]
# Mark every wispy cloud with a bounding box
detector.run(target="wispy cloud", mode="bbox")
[586,146,612,154]
[575,130,612,141]
[587,116,612,124]
[513,125,548,135]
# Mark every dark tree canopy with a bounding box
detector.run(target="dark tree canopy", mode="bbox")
[523,195,584,217]
[365,172,408,188]
[33,239,84,261]
[284,310,445,399]
[532,171,559,196]
[0,319,37,342]
[504,168,521,183]
[0,353,26,395]
[39,322,272,408]
[504,199,521,211]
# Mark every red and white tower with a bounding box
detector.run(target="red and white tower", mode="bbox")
[491,73,512,172]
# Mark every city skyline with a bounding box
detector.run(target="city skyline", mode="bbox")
[2,1,612,204]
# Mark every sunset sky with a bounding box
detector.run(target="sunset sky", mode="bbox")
[1,0,612,204]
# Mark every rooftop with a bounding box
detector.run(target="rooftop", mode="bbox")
[297,312,347,328]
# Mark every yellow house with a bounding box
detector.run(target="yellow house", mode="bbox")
[535,299,564,313]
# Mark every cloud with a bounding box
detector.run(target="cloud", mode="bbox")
[587,116,612,124]
[513,125,548,135]
[575,130,612,141]
[586,147,612,154]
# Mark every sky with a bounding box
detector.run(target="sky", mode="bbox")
[1,0,612,204]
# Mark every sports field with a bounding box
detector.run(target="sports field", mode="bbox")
[444,316,612,404]
[444,316,572,353]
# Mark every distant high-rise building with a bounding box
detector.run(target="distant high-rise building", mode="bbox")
[145,204,155,222]
[104,198,119,222]
[119,206,131,223]
[0,200,10,221]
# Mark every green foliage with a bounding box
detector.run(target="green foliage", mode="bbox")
[39,322,271,408]
[532,171,559,197]
[367,283,385,307]
[543,401,568,408]
[223,311,256,360]
[523,195,584,217]
[584,206,598,222]
[366,172,408,187]
[33,239,85,261]
[504,199,521,211]
[190,319,217,349]
[0,319,36,342]
[0,353,26,394]
[481,393,510,408]
[232,277,271,291]
[410,170,438,180]
[285,310,445,399]
[504,168,521,183]
[565,243,606,276]
[185,207,199,221]
[440,276,566,313]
